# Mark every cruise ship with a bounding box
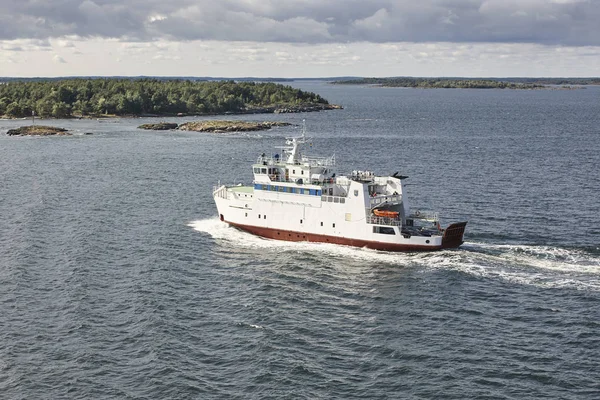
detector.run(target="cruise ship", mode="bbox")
[213,131,467,252]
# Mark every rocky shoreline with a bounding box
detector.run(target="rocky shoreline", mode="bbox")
[138,120,292,133]
[137,122,179,130]
[0,103,343,121]
[6,125,70,136]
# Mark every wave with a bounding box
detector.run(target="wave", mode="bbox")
[188,218,600,291]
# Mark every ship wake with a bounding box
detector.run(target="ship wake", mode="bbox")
[188,218,600,291]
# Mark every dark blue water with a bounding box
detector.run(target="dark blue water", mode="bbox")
[1,83,599,399]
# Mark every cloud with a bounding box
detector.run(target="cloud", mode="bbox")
[53,55,66,63]
[0,1,598,46]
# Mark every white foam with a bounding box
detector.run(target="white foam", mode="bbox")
[188,218,600,291]
[188,217,416,266]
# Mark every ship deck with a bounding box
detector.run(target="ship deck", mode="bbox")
[230,186,254,194]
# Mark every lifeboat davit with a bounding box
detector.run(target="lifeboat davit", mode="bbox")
[373,209,399,218]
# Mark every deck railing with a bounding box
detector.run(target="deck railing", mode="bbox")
[366,215,402,226]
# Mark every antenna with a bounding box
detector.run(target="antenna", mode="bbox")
[302,119,306,137]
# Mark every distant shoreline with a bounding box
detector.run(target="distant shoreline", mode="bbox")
[330,77,600,89]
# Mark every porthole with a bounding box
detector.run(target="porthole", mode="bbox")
[426,240,430,244]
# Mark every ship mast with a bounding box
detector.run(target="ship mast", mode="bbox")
[284,120,308,164]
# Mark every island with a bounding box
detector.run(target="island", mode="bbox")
[6,125,70,136]
[0,79,341,119]
[137,122,179,130]
[177,120,291,133]
[332,77,545,89]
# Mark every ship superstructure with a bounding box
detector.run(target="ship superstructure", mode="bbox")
[213,130,466,251]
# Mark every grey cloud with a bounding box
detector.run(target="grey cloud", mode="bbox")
[0,0,599,46]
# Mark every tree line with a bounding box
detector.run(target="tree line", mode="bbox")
[0,79,328,118]
[333,77,545,89]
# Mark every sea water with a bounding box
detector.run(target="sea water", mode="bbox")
[1,82,599,398]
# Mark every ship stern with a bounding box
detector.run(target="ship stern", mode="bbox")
[441,222,467,249]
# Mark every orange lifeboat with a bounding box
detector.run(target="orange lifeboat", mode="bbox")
[373,209,399,218]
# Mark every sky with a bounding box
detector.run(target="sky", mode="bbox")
[1,0,600,78]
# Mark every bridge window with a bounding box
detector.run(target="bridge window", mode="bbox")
[261,168,267,174]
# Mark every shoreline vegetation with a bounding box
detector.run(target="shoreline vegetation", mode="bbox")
[331,77,600,89]
[0,78,341,119]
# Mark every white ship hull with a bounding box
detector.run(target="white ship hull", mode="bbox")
[214,180,465,252]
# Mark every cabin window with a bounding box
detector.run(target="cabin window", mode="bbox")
[333,223,336,228]
[334,197,340,203]
[279,186,284,192]
[254,183,261,190]
[340,198,345,204]
[320,222,323,226]
[262,185,267,190]
[264,215,266,219]
[354,190,359,196]
[245,213,248,217]
[301,170,304,175]
[253,167,260,173]
[300,189,305,194]
[261,168,267,174]
[258,214,261,218]
[293,169,296,174]
[300,219,303,224]
[373,226,396,235]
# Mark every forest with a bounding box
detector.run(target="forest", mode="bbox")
[0,79,329,118]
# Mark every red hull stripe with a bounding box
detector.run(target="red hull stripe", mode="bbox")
[224,220,464,252]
